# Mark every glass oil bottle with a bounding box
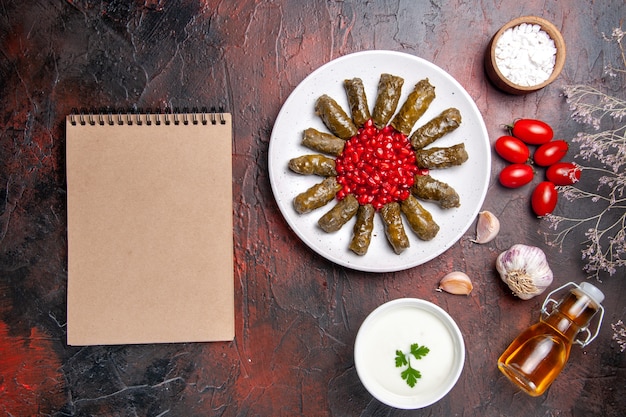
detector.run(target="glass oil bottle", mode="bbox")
[497,282,605,397]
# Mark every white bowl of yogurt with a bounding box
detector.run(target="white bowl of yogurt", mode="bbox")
[354,298,465,409]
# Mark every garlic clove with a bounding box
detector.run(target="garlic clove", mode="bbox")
[438,271,473,295]
[471,210,500,244]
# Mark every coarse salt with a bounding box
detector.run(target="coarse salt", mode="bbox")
[495,23,557,87]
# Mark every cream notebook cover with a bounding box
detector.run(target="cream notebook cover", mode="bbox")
[66,110,234,345]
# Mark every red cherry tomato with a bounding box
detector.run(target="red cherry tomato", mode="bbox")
[499,164,534,188]
[495,135,530,163]
[531,181,558,216]
[533,140,569,166]
[510,119,554,145]
[546,162,582,185]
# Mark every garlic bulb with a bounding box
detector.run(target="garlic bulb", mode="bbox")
[496,244,553,300]
[471,211,500,244]
[439,271,473,295]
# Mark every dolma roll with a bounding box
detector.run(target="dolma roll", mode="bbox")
[415,143,469,169]
[318,194,359,232]
[302,128,345,156]
[315,95,358,139]
[412,174,460,209]
[349,204,375,256]
[344,78,371,128]
[400,195,440,241]
[380,202,410,254]
[390,78,436,135]
[293,176,342,214]
[289,154,337,176]
[372,74,404,129]
[410,107,462,150]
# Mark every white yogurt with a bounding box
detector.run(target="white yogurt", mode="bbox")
[354,299,465,409]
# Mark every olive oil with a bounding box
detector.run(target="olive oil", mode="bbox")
[498,282,604,397]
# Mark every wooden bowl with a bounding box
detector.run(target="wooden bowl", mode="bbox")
[485,16,566,94]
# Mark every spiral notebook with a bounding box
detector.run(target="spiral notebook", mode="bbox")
[66,109,234,346]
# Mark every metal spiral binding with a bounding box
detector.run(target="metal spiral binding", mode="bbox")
[69,107,227,126]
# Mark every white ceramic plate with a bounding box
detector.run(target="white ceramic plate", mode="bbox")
[268,50,490,272]
[354,298,465,409]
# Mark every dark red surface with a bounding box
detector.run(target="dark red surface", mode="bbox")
[1,1,625,416]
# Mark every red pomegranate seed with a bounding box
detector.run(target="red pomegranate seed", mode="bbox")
[335,118,420,210]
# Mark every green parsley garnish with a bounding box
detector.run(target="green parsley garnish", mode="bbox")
[395,343,430,388]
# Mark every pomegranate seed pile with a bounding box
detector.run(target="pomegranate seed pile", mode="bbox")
[335,119,419,210]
